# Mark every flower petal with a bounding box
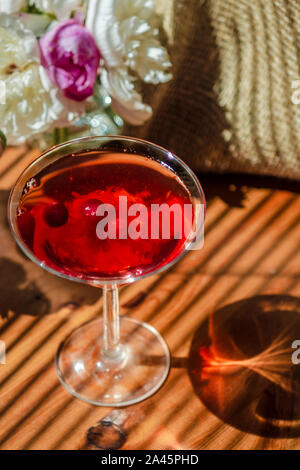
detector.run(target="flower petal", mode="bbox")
[86,0,124,68]
[33,0,87,20]
[0,0,26,14]
[101,67,152,125]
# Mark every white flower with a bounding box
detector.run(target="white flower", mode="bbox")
[32,0,86,20]
[0,0,26,13]
[86,0,172,125]
[115,0,172,84]
[0,14,84,144]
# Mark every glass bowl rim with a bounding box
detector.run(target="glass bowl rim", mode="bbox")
[8,135,206,286]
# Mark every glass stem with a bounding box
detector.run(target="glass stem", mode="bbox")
[102,285,122,360]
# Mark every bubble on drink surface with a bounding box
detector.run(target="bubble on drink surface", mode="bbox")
[81,198,103,217]
[17,207,25,217]
[22,178,39,196]
[133,268,143,276]
[27,177,38,189]
[43,203,69,228]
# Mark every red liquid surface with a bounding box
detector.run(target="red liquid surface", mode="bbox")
[17,151,193,282]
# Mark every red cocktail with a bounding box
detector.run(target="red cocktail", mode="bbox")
[17,151,193,282]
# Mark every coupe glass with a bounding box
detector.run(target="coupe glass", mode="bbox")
[8,136,205,407]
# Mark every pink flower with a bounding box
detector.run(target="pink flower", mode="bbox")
[39,16,101,102]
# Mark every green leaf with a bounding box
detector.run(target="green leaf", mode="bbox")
[0,130,7,152]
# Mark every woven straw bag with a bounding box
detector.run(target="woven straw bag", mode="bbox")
[126,0,300,179]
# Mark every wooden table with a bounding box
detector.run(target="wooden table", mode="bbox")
[0,145,300,450]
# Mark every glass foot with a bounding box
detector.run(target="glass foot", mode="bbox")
[55,317,170,407]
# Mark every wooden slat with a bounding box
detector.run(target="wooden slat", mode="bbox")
[0,146,300,449]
